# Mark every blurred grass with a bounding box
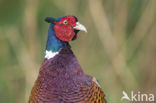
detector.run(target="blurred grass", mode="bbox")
[0,0,156,103]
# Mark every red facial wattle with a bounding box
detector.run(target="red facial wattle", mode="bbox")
[54,24,75,41]
[54,16,77,42]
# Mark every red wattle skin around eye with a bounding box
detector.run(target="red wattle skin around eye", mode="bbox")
[54,24,75,42]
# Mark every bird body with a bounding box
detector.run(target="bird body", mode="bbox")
[29,16,107,103]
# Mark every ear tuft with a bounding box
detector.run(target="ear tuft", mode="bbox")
[45,17,56,23]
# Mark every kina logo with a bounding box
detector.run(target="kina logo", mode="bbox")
[121,91,155,102]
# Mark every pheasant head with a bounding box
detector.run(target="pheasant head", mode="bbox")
[44,16,87,59]
[45,16,87,41]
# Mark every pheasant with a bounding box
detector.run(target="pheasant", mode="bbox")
[29,16,107,103]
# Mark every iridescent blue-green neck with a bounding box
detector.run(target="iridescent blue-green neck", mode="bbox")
[46,24,70,52]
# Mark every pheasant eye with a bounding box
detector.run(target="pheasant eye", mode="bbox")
[63,20,68,24]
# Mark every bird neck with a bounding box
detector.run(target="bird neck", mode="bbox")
[45,24,70,59]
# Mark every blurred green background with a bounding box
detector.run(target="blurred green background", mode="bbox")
[0,0,156,103]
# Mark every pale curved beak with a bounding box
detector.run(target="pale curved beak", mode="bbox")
[73,22,87,32]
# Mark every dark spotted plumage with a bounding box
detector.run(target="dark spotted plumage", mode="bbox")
[29,48,106,103]
[29,16,107,103]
